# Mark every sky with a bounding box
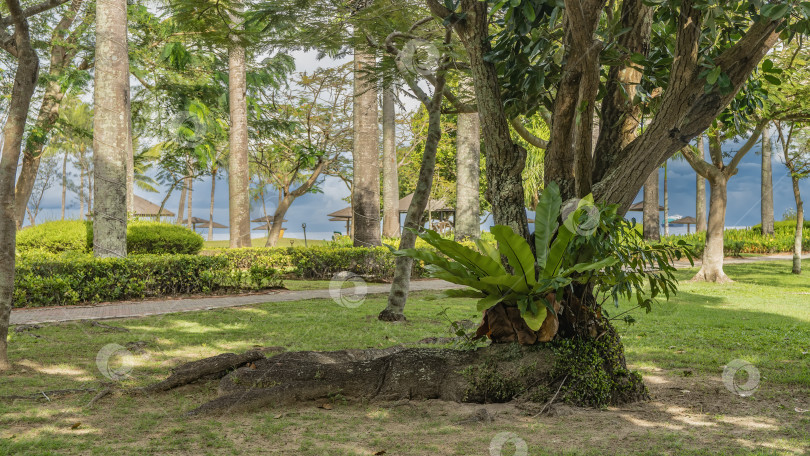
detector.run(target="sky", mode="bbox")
[25,53,810,240]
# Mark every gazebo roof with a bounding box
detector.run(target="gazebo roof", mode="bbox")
[628,201,664,212]
[181,217,227,229]
[670,216,698,225]
[133,195,175,217]
[327,206,352,219]
[253,222,288,231]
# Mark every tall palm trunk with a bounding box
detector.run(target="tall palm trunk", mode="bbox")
[208,168,217,242]
[176,183,187,225]
[663,161,669,237]
[696,135,707,232]
[92,0,130,258]
[228,1,251,248]
[790,176,803,274]
[187,177,193,230]
[381,86,400,238]
[761,124,775,236]
[352,48,381,247]
[0,0,41,370]
[643,171,659,240]
[61,149,68,220]
[455,87,481,241]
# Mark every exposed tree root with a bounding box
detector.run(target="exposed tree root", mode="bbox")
[181,340,648,416]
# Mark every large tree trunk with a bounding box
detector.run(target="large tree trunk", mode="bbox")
[263,199,293,248]
[93,0,130,258]
[791,176,803,275]
[434,0,529,239]
[382,85,400,238]
[455,90,481,241]
[761,125,775,236]
[208,168,217,242]
[228,2,252,248]
[643,171,659,241]
[126,111,135,215]
[696,137,707,232]
[693,176,730,283]
[0,0,40,370]
[352,48,381,247]
[13,154,40,229]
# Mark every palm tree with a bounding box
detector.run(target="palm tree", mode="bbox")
[93,0,131,258]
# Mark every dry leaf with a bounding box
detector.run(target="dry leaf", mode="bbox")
[374,451,387,455]
[70,422,82,430]
[795,407,809,413]
[318,403,333,410]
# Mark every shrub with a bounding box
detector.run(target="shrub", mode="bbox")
[87,221,204,255]
[13,252,282,308]
[18,220,204,255]
[16,220,90,253]
[661,225,810,257]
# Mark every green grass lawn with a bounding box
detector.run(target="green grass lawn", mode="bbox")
[1,261,809,455]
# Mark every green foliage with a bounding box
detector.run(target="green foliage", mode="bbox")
[13,252,282,308]
[661,224,810,257]
[16,220,91,254]
[398,183,694,329]
[18,221,204,255]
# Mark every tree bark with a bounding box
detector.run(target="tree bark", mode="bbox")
[761,124,774,236]
[352,48,381,247]
[208,168,217,242]
[455,93,480,241]
[13,0,86,228]
[694,175,730,283]
[228,2,251,248]
[791,176,803,275]
[176,183,186,225]
[187,176,193,230]
[382,85,400,238]
[663,162,669,237]
[429,0,529,239]
[92,0,129,258]
[61,149,68,220]
[696,136,707,232]
[643,171,659,241]
[0,0,40,370]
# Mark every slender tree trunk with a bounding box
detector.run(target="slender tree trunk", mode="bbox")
[382,86,400,238]
[663,162,669,237]
[455,89,481,241]
[761,125,775,236]
[61,149,68,220]
[0,0,40,370]
[352,48,381,247]
[695,136,707,232]
[791,176,803,274]
[228,2,251,248]
[693,176,730,283]
[176,183,187,225]
[208,168,217,242]
[13,154,40,229]
[264,197,293,248]
[379,93,444,321]
[126,109,135,215]
[187,177,193,230]
[79,165,85,221]
[92,0,130,258]
[643,170,659,241]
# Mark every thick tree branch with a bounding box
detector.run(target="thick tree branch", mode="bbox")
[510,118,547,149]
[0,0,71,27]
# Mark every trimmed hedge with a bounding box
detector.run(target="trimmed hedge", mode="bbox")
[13,252,282,308]
[16,220,203,255]
[16,220,90,254]
[209,245,421,280]
[661,226,810,257]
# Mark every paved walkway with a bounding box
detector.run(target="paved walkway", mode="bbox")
[10,280,465,325]
[11,253,807,326]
